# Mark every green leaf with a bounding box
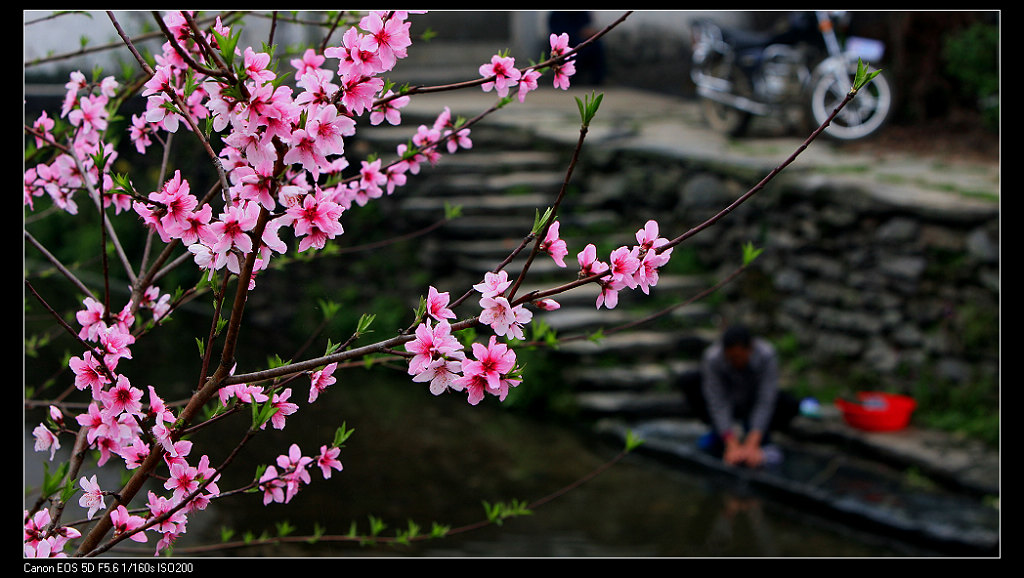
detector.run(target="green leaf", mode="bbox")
[323,338,341,356]
[532,206,554,236]
[41,461,70,498]
[395,519,421,545]
[488,501,505,523]
[482,499,532,526]
[251,400,279,430]
[110,172,136,197]
[214,316,229,337]
[356,313,376,335]
[741,241,764,266]
[266,353,291,369]
[530,318,556,345]
[495,94,517,110]
[275,520,296,537]
[219,526,235,543]
[852,58,882,94]
[249,465,269,490]
[368,514,387,536]
[575,91,604,127]
[430,522,450,538]
[307,523,326,544]
[211,28,240,69]
[419,27,438,42]
[412,295,427,322]
[456,326,478,348]
[332,422,355,447]
[444,201,463,220]
[624,429,645,452]
[59,474,78,503]
[182,68,200,99]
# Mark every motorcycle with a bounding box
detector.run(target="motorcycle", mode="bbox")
[690,11,892,141]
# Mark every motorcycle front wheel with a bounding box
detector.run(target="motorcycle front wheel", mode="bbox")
[809,62,892,140]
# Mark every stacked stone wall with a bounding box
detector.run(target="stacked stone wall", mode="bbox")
[575,148,999,390]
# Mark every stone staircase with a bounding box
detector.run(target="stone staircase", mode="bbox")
[354,114,720,419]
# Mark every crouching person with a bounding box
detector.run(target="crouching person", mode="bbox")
[683,325,799,468]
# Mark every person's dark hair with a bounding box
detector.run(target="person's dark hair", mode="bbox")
[722,325,752,349]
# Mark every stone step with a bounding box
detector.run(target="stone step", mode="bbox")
[554,328,715,361]
[390,169,567,200]
[537,307,633,333]
[563,360,699,390]
[512,273,717,309]
[456,254,567,280]
[440,210,620,240]
[574,390,686,418]
[356,127,566,174]
[667,302,717,327]
[441,214,537,239]
[389,40,507,87]
[431,170,568,196]
[420,150,566,175]
[401,191,553,215]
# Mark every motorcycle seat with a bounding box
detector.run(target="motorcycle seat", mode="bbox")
[718,27,779,51]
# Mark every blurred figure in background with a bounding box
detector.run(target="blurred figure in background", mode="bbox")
[682,325,799,468]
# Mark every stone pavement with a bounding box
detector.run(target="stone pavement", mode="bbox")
[396,86,999,220]
[379,85,1000,554]
[785,404,999,499]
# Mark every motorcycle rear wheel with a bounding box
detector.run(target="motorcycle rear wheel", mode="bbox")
[809,62,892,140]
[700,65,753,138]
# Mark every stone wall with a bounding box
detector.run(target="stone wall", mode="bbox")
[574,147,999,391]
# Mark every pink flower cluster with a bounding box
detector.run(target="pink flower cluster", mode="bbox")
[24,71,129,215]
[28,292,313,555]
[258,443,342,506]
[25,11,472,294]
[404,284,505,405]
[24,10,586,316]
[24,508,81,557]
[22,10,615,556]
[578,220,674,309]
[478,33,578,102]
[38,322,224,554]
[476,271,533,340]
[404,220,671,405]
[404,315,521,406]
[31,311,346,553]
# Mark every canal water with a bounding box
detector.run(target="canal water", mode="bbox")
[26,365,939,558]
[24,225,940,558]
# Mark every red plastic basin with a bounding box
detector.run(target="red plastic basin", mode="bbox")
[835,392,917,432]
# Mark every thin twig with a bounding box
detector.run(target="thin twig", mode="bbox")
[24,231,95,300]
[661,91,855,254]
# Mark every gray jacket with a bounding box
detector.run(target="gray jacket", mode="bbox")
[700,337,779,437]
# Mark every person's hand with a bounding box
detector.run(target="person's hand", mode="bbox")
[723,438,747,466]
[742,444,765,468]
[723,432,765,468]
[741,430,764,467]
